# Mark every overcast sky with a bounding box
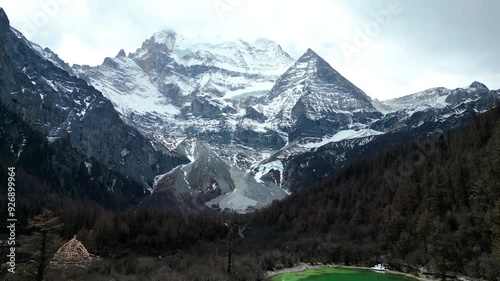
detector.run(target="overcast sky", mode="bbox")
[2,0,499,100]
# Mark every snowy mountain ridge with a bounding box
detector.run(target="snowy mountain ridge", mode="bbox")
[3,9,499,213]
[256,48,380,140]
[70,29,500,211]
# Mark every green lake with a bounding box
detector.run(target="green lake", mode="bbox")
[271,268,417,281]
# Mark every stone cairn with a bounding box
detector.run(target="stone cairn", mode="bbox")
[49,235,92,269]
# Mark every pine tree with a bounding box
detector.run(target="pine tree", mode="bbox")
[27,209,63,281]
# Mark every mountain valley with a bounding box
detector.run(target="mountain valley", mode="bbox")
[1,8,499,212]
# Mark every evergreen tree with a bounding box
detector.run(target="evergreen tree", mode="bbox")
[27,209,63,281]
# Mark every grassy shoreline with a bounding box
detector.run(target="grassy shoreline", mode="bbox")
[266,264,439,281]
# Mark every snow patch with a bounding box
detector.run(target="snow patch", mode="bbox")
[46,136,60,143]
[120,149,131,157]
[223,82,275,99]
[84,160,92,174]
[181,165,191,189]
[301,129,384,149]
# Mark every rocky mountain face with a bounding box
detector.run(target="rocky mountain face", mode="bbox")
[256,48,381,142]
[0,101,145,208]
[0,9,187,196]
[2,8,499,212]
[275,81,500,191]
[372,82,499,132]
[72,31,296,155]
[152,138,288,212]
[70,30,389,211]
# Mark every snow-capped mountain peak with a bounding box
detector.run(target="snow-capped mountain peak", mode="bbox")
[267,48,372,103]
[383,81,494,113]
[144,30,177,53]
[469,81,489,92]
[116,49,126,58]
[74,30,295,119]
[258,48,380,141]
[384,87,451,111]
[152,30,177,44]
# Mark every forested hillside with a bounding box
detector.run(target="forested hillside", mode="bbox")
[253,105,500,280]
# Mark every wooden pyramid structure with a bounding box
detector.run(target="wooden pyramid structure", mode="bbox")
[50,235,92,268]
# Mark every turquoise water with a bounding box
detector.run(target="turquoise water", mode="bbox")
[271,268,417,281]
